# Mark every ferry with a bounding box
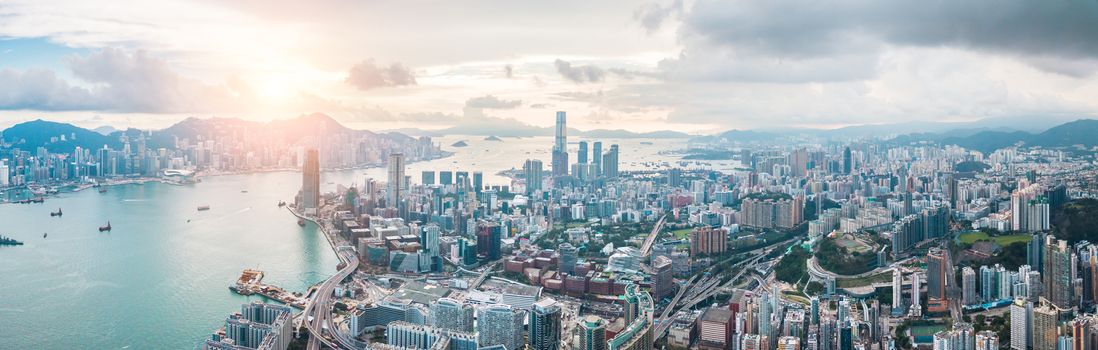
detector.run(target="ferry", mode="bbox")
[197,205,211,211]
[99,222,112,232]
[50,208,63,217]
[297,219,306,227]
[98,187,108,193]
[277,201,287,207]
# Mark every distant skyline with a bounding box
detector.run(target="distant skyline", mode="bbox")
[2,1,1098,133]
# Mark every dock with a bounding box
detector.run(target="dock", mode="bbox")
[229,268,308,309]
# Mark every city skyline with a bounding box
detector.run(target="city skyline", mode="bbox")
[3,1,1098,133]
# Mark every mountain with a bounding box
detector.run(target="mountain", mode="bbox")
[575,129,691,139]
[691,129,779,143]
[0,119,120,153]
[933,119,1098,153]
[1,113,416,154]
[93,126,117,135]
[398,123,693,139]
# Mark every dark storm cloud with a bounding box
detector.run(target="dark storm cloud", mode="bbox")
[345,59,417,90]
[683,0,1098,60]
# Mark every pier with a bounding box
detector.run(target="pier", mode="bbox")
[229,268,308,309]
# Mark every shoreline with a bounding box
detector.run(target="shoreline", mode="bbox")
[0,152,454,205]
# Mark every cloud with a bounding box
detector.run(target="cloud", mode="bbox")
[634,0,683,33]
[0,48,246,113]
[345,59,417,90]
[554,59,607,83]
[503,64,514,79]
[465,95,522,109]
[679,0,1098,75]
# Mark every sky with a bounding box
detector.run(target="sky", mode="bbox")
[2,0,1098,133]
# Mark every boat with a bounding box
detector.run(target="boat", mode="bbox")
[99,222,112,232]
[50,208,63,217]
[241,190,248,193]
[0,235,24,246]
[297,219,306,227]
[197,205,210,211]
[277,201,286,207]
[98,187,107,193]
[43,232,47,238]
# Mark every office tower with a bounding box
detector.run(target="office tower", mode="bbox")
[1028,233,1045,272]
[651,256,673,300]
[529,299,562,350]
[842,147,852,174]
[810,297,820,325]
[700,307,735,350]
[387,153,405,207]
[948,175,960,208]
[578,141,588,164]
[759,294,773,339]
[1010,298,1030,350]
[552,111,569,177]
[523,159,543,195]
[1032,301,1058,350]
[476,222,502,260]
[473,171,483,193]
[422,171,436,185]
[1045,237,1075,308]
[422,224,441,259]
[301,148,320,215]
[926,247,950,305]
[477,305,524,350]
[579,316,606,350]
[839,322,852,350]
[602,144,619,178]
[962,267,977,306]
[592,142,603,175]
[559,243,577,275]
[975,330,999,350]
[440,171,454,185]
[429,298,474,333]
[0,161,9,187]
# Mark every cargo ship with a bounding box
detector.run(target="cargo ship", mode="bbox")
[0,235,25,246]
[197,205,210,211]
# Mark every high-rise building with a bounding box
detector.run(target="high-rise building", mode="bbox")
[559,243,577,275]
[422,171,436,185]
[1010,298,1030,350]
[477,305,524,350]
[429,298,473,333]
[910,273,922,316]
[301,148,320,215]
[524,159,543,195]
[690,226,728,256]
[473,171,483,193]
[476,222,502,260]
[387,153,405,207]
[651,256,673,300]
[892,269,904,311]
[552,112,569,177]
[592,142,603,175]
[777,336,800,350]
[601,144,619,178]
[529,299,562,350]
[1044,236,1075,308]
[975,330,999,350]
[1032,301,1059,350]
[440,171,454,185]
[962,267,977,306]
[926,247,951,309]
[842,147,852,174]
[217,302,292,350]
[579,316,606,350]
[578,141,588,164]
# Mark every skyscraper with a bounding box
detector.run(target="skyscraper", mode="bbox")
[524,159,543,195]
[552,111,569,177]
[529,299,562,350]
[592,141,603,175]
[926,247,950,309]
[1010,298,1030,350]
[842,147,852,174]
[301,148,320,215]
[559,243,577,275]
[422,170,436,185]
[1044,236,1074,308]
[975,331,999,350]
[962,267,977,306]
[601,144,619,178]
[579,316,607,350]
[578,140,588,164]
[1032,301,1059,350]
[387,152,405,207]
[651,256,673,300]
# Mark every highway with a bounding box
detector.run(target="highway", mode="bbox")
[304,248,361,350]
[639,215,667,257]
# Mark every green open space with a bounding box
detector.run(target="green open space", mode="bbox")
[957,231,1031,246]
[836,271,892,288]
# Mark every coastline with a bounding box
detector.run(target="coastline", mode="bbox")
[0,152,454,205]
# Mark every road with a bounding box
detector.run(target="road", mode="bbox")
[304,248,361,350]
[640,215,667,257]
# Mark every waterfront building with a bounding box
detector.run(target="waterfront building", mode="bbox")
[552,112,569,177]
[524,159,543,195]
[301,148,320,215]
